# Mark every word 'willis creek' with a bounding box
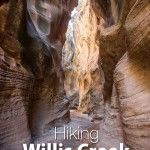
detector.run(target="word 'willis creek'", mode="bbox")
[23,143,129,150]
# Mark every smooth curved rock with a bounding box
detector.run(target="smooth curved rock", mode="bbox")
[26,0,78,137]
[114,1,150,148]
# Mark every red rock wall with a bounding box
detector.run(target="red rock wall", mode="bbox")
[92,0,150,149]
[0,0,77,149]
[114,1,150,149]
[0,1,33,149]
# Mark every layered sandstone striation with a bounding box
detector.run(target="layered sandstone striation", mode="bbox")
[114,1,150,148]
[0,0,150,150]
[0,0,77,149]
[63,0,150,149]
[0,1,33,149]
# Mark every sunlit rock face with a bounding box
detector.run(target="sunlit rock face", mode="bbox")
[63,0,125,148]
[64,0,150,149]
[63,0,104,115]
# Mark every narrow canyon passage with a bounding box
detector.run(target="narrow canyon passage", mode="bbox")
[0,0,150,150]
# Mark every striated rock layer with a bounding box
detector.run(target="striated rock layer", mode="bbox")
[93,0,150,149]
[114,1,150,148]
[0,47,33,150]
[0,0,77,149]
[63,0,150,149]
[0,1,33,149]
[0,0,150,150]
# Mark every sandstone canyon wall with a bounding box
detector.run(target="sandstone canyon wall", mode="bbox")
[0,0,150,150]
[63,0,150,149]
[63,0,104,116]
[0,1,33,149]
[0,0,77,149]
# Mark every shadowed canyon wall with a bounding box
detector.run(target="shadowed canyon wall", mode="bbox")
[26,0,77,137]
[0,1,33,149]
[0,0,77,149]
[0,0,150,150]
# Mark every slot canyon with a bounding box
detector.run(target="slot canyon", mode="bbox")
[0,0,150,150]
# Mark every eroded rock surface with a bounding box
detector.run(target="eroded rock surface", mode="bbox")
[0,0,150,150]
[0,1,33,149]
[0,0,77,149]
[63,0,104,115]
[63,0,150,149]
[26,0,78,137]
[114,2,150,148]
